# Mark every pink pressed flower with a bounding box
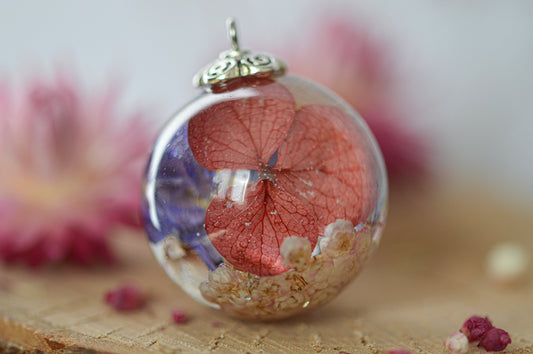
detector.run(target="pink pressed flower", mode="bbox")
[284,16,428,181]
[0,73,153,266]
[105,284,145,311]
[460,315,493,342]
[478,328,511,352]
[188,78,375,276]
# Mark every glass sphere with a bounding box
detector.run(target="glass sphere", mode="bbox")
[142,75,387,319]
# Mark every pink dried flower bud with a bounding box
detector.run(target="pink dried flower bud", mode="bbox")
[171,309,188,324]
[460,315,493,341]
[104,284,145,311]
[380,350,412,354]
[479,328,511,352]
[444,332,469,353]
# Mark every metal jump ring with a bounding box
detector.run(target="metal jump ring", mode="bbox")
[226,18,239,51]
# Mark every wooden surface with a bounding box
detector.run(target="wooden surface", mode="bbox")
[1,184,533,353]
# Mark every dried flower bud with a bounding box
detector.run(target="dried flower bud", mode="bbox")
[478,328,511,352]
[460,315,493,341]
[444,332,469,353]
[171,309,188,324]
[486,242,530,285]
[383,349,412,354]
[104,284,145,311]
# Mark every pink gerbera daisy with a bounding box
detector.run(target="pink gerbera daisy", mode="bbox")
[0,72,153,266]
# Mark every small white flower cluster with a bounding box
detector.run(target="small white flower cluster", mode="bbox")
[444,332,469,353]
[199,219,377,319]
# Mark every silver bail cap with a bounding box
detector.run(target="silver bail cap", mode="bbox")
[193,18,286,87]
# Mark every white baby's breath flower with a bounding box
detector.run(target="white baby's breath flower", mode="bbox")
[320,220,356,256]
[280,236,312,270]
[200,220,376,320]
[444,331,469,353]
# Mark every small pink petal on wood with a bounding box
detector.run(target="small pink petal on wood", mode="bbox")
[171,309,188,324]
[383,350,412,354]
[104,284,145,311]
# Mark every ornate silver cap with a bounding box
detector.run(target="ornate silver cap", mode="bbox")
[193,18,286,87]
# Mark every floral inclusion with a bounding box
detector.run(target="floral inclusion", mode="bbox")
[188,78,375,276]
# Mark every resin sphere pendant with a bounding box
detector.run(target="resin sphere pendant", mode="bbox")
[142,19,388,320]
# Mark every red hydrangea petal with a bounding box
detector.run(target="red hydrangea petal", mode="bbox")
[276,104,377,229]
[205,180,317,276]
[188,78,296,171]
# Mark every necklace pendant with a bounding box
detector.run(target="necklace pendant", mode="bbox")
[142,18,388,320]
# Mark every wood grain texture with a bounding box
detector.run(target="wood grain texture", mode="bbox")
[1,184,532,353]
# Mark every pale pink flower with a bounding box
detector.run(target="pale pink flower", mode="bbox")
[284,16,428,181]
[0,73,153,266]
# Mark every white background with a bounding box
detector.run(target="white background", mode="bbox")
[1,0,532,202]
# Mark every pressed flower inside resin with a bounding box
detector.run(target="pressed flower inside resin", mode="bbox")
[142,20,387,319]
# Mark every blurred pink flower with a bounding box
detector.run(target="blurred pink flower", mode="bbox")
[0,73,153,266]
[284,16,428,181]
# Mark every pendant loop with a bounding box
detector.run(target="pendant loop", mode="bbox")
[226,18,239,51]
